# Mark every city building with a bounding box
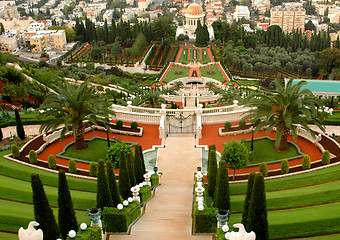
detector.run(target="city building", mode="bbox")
[29,29,66,53]
[0,32,17,52]
[0,17,17,32]
[328,7,340,23]
[270,6,306,33]
[233,5,250,21]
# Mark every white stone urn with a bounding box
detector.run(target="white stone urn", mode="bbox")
[131,185,141,202]
[143,173,152,186]
[195,186,205,197]
[196,182,203,188]
[195,172,203,182]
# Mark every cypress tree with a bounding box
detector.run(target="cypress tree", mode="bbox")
[31,173,59,239]
[118,151,131,200]
[15,109,25,140]
[139,145,146,175]
[214,160,230,210]
[241,172,256,227]
[0,127,3,141]
[207,144,217,198]
[107,160,121,206]
[58,170,78,239]
[96,159,113,210]
[246,173,268,240]
[126,151,136,187]
[134,145,145,184]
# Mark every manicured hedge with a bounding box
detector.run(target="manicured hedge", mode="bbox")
[150,174,159,187]
[0,113,55,128]
[139,185,152,203]
[193,202,217,233]
[66,227,101,240]
[102,202,141,232]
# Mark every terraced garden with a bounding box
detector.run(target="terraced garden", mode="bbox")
[200,66,226,82]
[0,149,96,240]
[162,66,190,83]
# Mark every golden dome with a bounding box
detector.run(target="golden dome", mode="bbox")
[186,3,203,16]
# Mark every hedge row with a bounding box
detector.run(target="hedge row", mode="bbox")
[0,114,55,128]
[193,202,217,233]
[139,185,152,203]
[145,45,157,66]
[172,45,180,62]
[153,44,165,66]
[102,202,142,232]
[66,227,101,240]
[160,44,171,66]
[150,174,159,187]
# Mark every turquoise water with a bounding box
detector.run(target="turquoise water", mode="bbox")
[291,79,340,93]
[143,149,158,171]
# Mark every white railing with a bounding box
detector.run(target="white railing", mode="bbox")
[202,104,241,114]
[112,110,161,124]
[202,109,250,124]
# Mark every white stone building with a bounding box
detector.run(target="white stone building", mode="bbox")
[234,5,250,21]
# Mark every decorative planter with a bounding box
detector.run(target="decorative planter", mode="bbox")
[195,172,203,182]
[143,173,151,186]
[195,186,205,197]
[131,185,141,202]
[215,209,230,228]
[87,208,101,225]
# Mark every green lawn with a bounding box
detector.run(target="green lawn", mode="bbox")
[163,66,190,83]
[242,138,302,164]
[296,234,340,240]
[200,66,227,82]
[0,232,17,240]
[178,49,189,64]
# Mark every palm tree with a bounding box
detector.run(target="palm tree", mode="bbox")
[244,79,325,151]
[141,89,164,108]
[205,81,216,89]
[171,81,184,89]
[39,81,115,150]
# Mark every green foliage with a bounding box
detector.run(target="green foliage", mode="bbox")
[224,122,232,130]
[31,173,60,239]
[126,152,136,187]
[150,174,159,187]
[221,140,248,180]
[139,185,152,203]
[15,109,25,140]
[214,160,230,210]
[193,203,217,233]
[302,155,311,170]
[242,172,256,227]
[106,141,133,169]
[68,159,77,174]
[0,128,2,141]
[259,162,268,177]
[246,173,268,240]
[58,170,78,239]
[130,122,138,130]
[238,120,246,128]
[134,145,145,184]
[97,159,113,210]
[11,144,20,159]
[29,150,38,165]
[118,151,131,200]
[107,160,121,206]
[89,162,98,177]
[322,150,331,165]
[102,202,141,232]
[48,155,57,170]
[116,120,123,129]
[281,159,289,174]
[66,227,101,240]
[207,145,217,198]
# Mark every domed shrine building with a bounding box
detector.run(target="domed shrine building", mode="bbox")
[176,2,214,40]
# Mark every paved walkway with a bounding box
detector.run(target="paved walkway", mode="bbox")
[110,137,211,240]
[1,125,41,139]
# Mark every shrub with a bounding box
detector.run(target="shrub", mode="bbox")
[150,174,159,187]
[302,155,311,170]
[322,150,331,165]
[207,145,217,198]
[102,202,141,232]
[15,109,25,140]
[224,121,232,130]
[106,141,133,169]
[116,120,123,129]
[48,155,57,170]
[29,149,38,164]
[259,162,268,177]
[139,185,152,203]
[11,144,20,159]
[130,122,138,130]
[239,120,246,128]
[281,159,289,174]
[68,159,77,174]
[194,203,217,233]
[89,162,98,177]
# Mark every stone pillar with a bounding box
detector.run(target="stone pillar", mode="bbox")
[159,104,166,139]
[127,101,133,112]
[196,104,203,139]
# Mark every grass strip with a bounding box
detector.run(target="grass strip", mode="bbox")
[200,66,226,83]
[0,232,17,240]
[0,174,96,210]
[0,150,97,192]
[0,199,90,233]
[229,164,340,195]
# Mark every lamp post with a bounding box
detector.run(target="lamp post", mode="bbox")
[106,126,110,148]
[249,125,254,161]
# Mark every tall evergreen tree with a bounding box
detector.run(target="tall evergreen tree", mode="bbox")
[58,170,78,239]
[15,109,25,140]
[207,144,217,198]
[134,145,143,184]
[31,173,60,239]
[118,151,131,200]
[96,159,113,210]
[214,160,230,210]
[138,145,146,175]
[0,127,3,141]
[126,151,136,187]
[241,172,256,227]
[246,173,268,240]
[107,160,121,206]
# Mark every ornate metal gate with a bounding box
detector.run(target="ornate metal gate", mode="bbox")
[166,112,196,135]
